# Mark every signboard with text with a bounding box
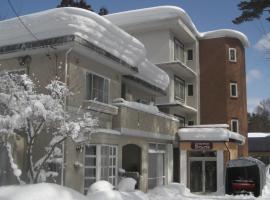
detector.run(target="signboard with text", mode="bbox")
[191,142,213,150]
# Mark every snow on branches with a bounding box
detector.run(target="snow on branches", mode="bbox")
[0,72,97,183]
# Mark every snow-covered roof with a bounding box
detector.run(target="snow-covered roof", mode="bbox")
[0,7,169,91]
[178,127,245,144]
[248,132,270,138]
[106,6,249,47]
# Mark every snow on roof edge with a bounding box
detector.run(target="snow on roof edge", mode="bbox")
[106,6,249,47]
[178,127,245,144]
[248,132,270,138]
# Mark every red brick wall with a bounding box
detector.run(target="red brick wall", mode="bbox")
[199,37,248,156]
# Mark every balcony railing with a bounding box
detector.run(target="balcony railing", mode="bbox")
[112,99,179,140]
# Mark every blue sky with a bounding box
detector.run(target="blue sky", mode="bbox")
[1,0,269,112]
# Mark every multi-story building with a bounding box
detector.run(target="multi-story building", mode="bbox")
[0,5,248,195]
[106,6,248,193]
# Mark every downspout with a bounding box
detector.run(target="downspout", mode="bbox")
[224,141,231,160]
[61,47,73,186]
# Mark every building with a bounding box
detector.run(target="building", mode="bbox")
[106,6,248,193]
[0,6,248,195]
[248,132,270,165]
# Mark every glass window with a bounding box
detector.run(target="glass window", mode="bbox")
[187,49,193,61]
[231,119,239,133]
[174,38,184,62]
[174,76,185,102]
[230,82,238,97]
[187,84,194,96]
[229,48,237,62]
[86,73,109,103]
[188,121,194,126]
[148,143,166,189]
[84,144,117,194]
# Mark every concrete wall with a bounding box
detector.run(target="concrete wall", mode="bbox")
[64,133,174,193]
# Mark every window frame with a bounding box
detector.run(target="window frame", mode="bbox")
[230,82,238,98]
[188,120,195,126]
[86,71,110,104]
[174,38,185,62]
[187,84,194,97]
[84,144,118,194]
[174,76,185,103]
[231,119,239,133]
[187,49,193,61]
[228,48,237,62]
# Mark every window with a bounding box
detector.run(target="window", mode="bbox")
[230,82,238,98]
[86,73,109,103]
[174,38,184,62]
[84,144,118,194]
[231,119,239,133]
[188,121,195,126]
[229,48,237,62]
[174,76,185,102]
[187,49,193,61]
[187,84,194,96]
[148,143,166,189]
[174,115,185,127]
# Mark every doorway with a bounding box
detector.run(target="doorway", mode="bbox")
[188,151,217,193]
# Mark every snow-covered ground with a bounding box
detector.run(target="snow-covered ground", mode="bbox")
[1,171,270,200]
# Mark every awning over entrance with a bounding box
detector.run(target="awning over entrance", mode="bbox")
[178,125,245,144]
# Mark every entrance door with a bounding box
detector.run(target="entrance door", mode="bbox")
[189,158,217,193]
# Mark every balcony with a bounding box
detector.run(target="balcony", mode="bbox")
[112,99,179,140]
[157,60,197,79]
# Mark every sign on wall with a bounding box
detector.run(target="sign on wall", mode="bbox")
[191,142,213,150]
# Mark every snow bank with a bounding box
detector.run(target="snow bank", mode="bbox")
[87,180,148,200]
[118,178,137,192]
[106,6,249,47]
[0,183,88,200]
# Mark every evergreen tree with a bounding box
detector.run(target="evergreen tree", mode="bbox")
[99,7,109,16]
[57,0,109,15]
[248,98,270,132]
[233,0,270,24]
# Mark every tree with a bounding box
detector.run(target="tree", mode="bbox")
[57,0,109,15]
[233,0,270,24]
[0,72,97,183]
[248,98,270,132]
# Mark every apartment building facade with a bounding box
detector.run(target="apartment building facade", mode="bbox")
[0,6,248,195]
[106,6,248,194]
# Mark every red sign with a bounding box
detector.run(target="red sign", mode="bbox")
[191,142,213,150]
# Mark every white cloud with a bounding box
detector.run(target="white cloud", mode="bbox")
[254,33,270,50]
[247,98,261,113]
[246,69,262,83]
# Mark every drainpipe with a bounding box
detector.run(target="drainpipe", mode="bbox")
[225,141,231,160]
[61,47,73,186]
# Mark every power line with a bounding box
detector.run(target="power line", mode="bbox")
[7,0,56,50]
[7,0,40,42]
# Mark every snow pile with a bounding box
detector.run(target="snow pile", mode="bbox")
[87,180,148,200]
[148,183,191,200]
[106,6,249,47]
[118,178,137,192]
[113,98,178,121]
[0,183,89,200]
